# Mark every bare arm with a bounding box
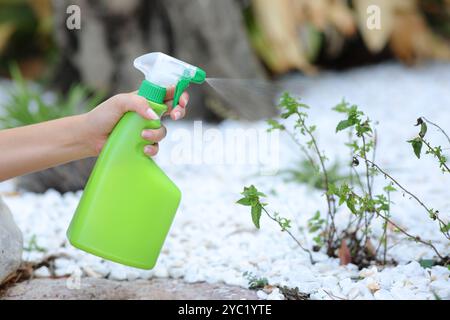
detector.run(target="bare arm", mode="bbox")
[0,89,189,182]
[0,115,91,181]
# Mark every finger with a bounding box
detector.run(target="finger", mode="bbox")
[144,143,159,157]
[165,86,175,101]
[170,105,186,121]
[115,93,158,120]
[179,91,189,108]
[165,92,190,114]
[141,126,167,143]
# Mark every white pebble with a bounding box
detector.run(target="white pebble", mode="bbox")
[256,290,268,300]
[266,288,284,300]
[109,269,127,281]
[3,63,449,300]
[374,289,395,300]
[34,266,51,278]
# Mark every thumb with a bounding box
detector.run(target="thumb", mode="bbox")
[115,93,159,120]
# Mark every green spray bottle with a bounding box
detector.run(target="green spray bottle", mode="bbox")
[67,52,206,269]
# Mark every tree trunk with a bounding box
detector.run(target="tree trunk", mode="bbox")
[51,0,275,120]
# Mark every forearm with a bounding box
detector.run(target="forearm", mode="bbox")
[0,114,93,181]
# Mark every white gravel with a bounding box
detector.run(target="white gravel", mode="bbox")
[1,62,450,300]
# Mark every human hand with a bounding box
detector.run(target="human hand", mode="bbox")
[82,86,189,157]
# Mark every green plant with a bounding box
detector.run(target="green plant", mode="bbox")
[267,93,338,256]
[408,117,450,173]
[238,92,449,267]
[23,235,46,253]
[0,64,104,128]
[281,159,350,190]
[0,0,54,72]
[243,271,269,290]
[0,64,104,193]
[237,185,314,263]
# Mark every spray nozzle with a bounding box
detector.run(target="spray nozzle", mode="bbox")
[134,52,206,106]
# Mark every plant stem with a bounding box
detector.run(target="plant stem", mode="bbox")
[422,116,450,147]
[375,191,391,265]
[285,127,333,238]
[383,191,391,264]
[360,134,373,248]
[262,206,315,264]
[370,130,378,191]
[349,191,445,259]
[351,167,366,193]
[285,129,317,172]
[376,212,444,260]
[365,130,379,228]
[357,156,450,240]
[298,114,337,253]
[361,135,373,198]
[420,137,450,173]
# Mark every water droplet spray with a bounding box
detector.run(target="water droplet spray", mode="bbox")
[205,78,282,119]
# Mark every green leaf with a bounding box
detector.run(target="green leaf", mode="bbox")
[336,119,353,132]
[408,138,423,159]
[383,184,396,193]
[419,259,435,269]
[251,204,262,229]
[277,92,310,119]
[346,194,357,215]
[267,119,285,132]
[241,185,266,198]
[441,222,450,233]
[0,65,104,129]
[312,210,320,220]
[333,100,350,113]
[237,198,252,206]
[244,272,269,290]
[419,122,427,138]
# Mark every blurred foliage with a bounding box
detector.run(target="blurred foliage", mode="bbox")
[0,0,54,77]
[243,271,269,290]
[0,0,449,81]
[247,0,450,74]
[282,159,350,190]
[420,0,450,38]
[0,64,104,128]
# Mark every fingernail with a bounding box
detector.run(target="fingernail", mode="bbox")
[174,111,181,120]
[141,130,152,139]
[144,145,154,155]
[181,93,189,107]
[147,108,159,120]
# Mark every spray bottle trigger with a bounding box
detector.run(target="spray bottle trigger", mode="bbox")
[174,78,190,107]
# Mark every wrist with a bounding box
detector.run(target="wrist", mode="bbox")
[72,113,98,158]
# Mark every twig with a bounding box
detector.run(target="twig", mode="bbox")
[349,191,445,259]
[285,129,317,171]
[356,156,450,240]
[420,138,450,173]
[375,189,391,264]
[351,167,366,193]
[365,130,379,227]
[297,114,337,253]
[383,191,390,264]
[376,212,444,260]
[370,129,378,191]
[422,116,450,146]
[285,127,334,240]
[360,134,374,249]
[361,135,373,198]
[262,206,315,264]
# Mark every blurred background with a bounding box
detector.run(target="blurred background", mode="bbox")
[0,0,450,192]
